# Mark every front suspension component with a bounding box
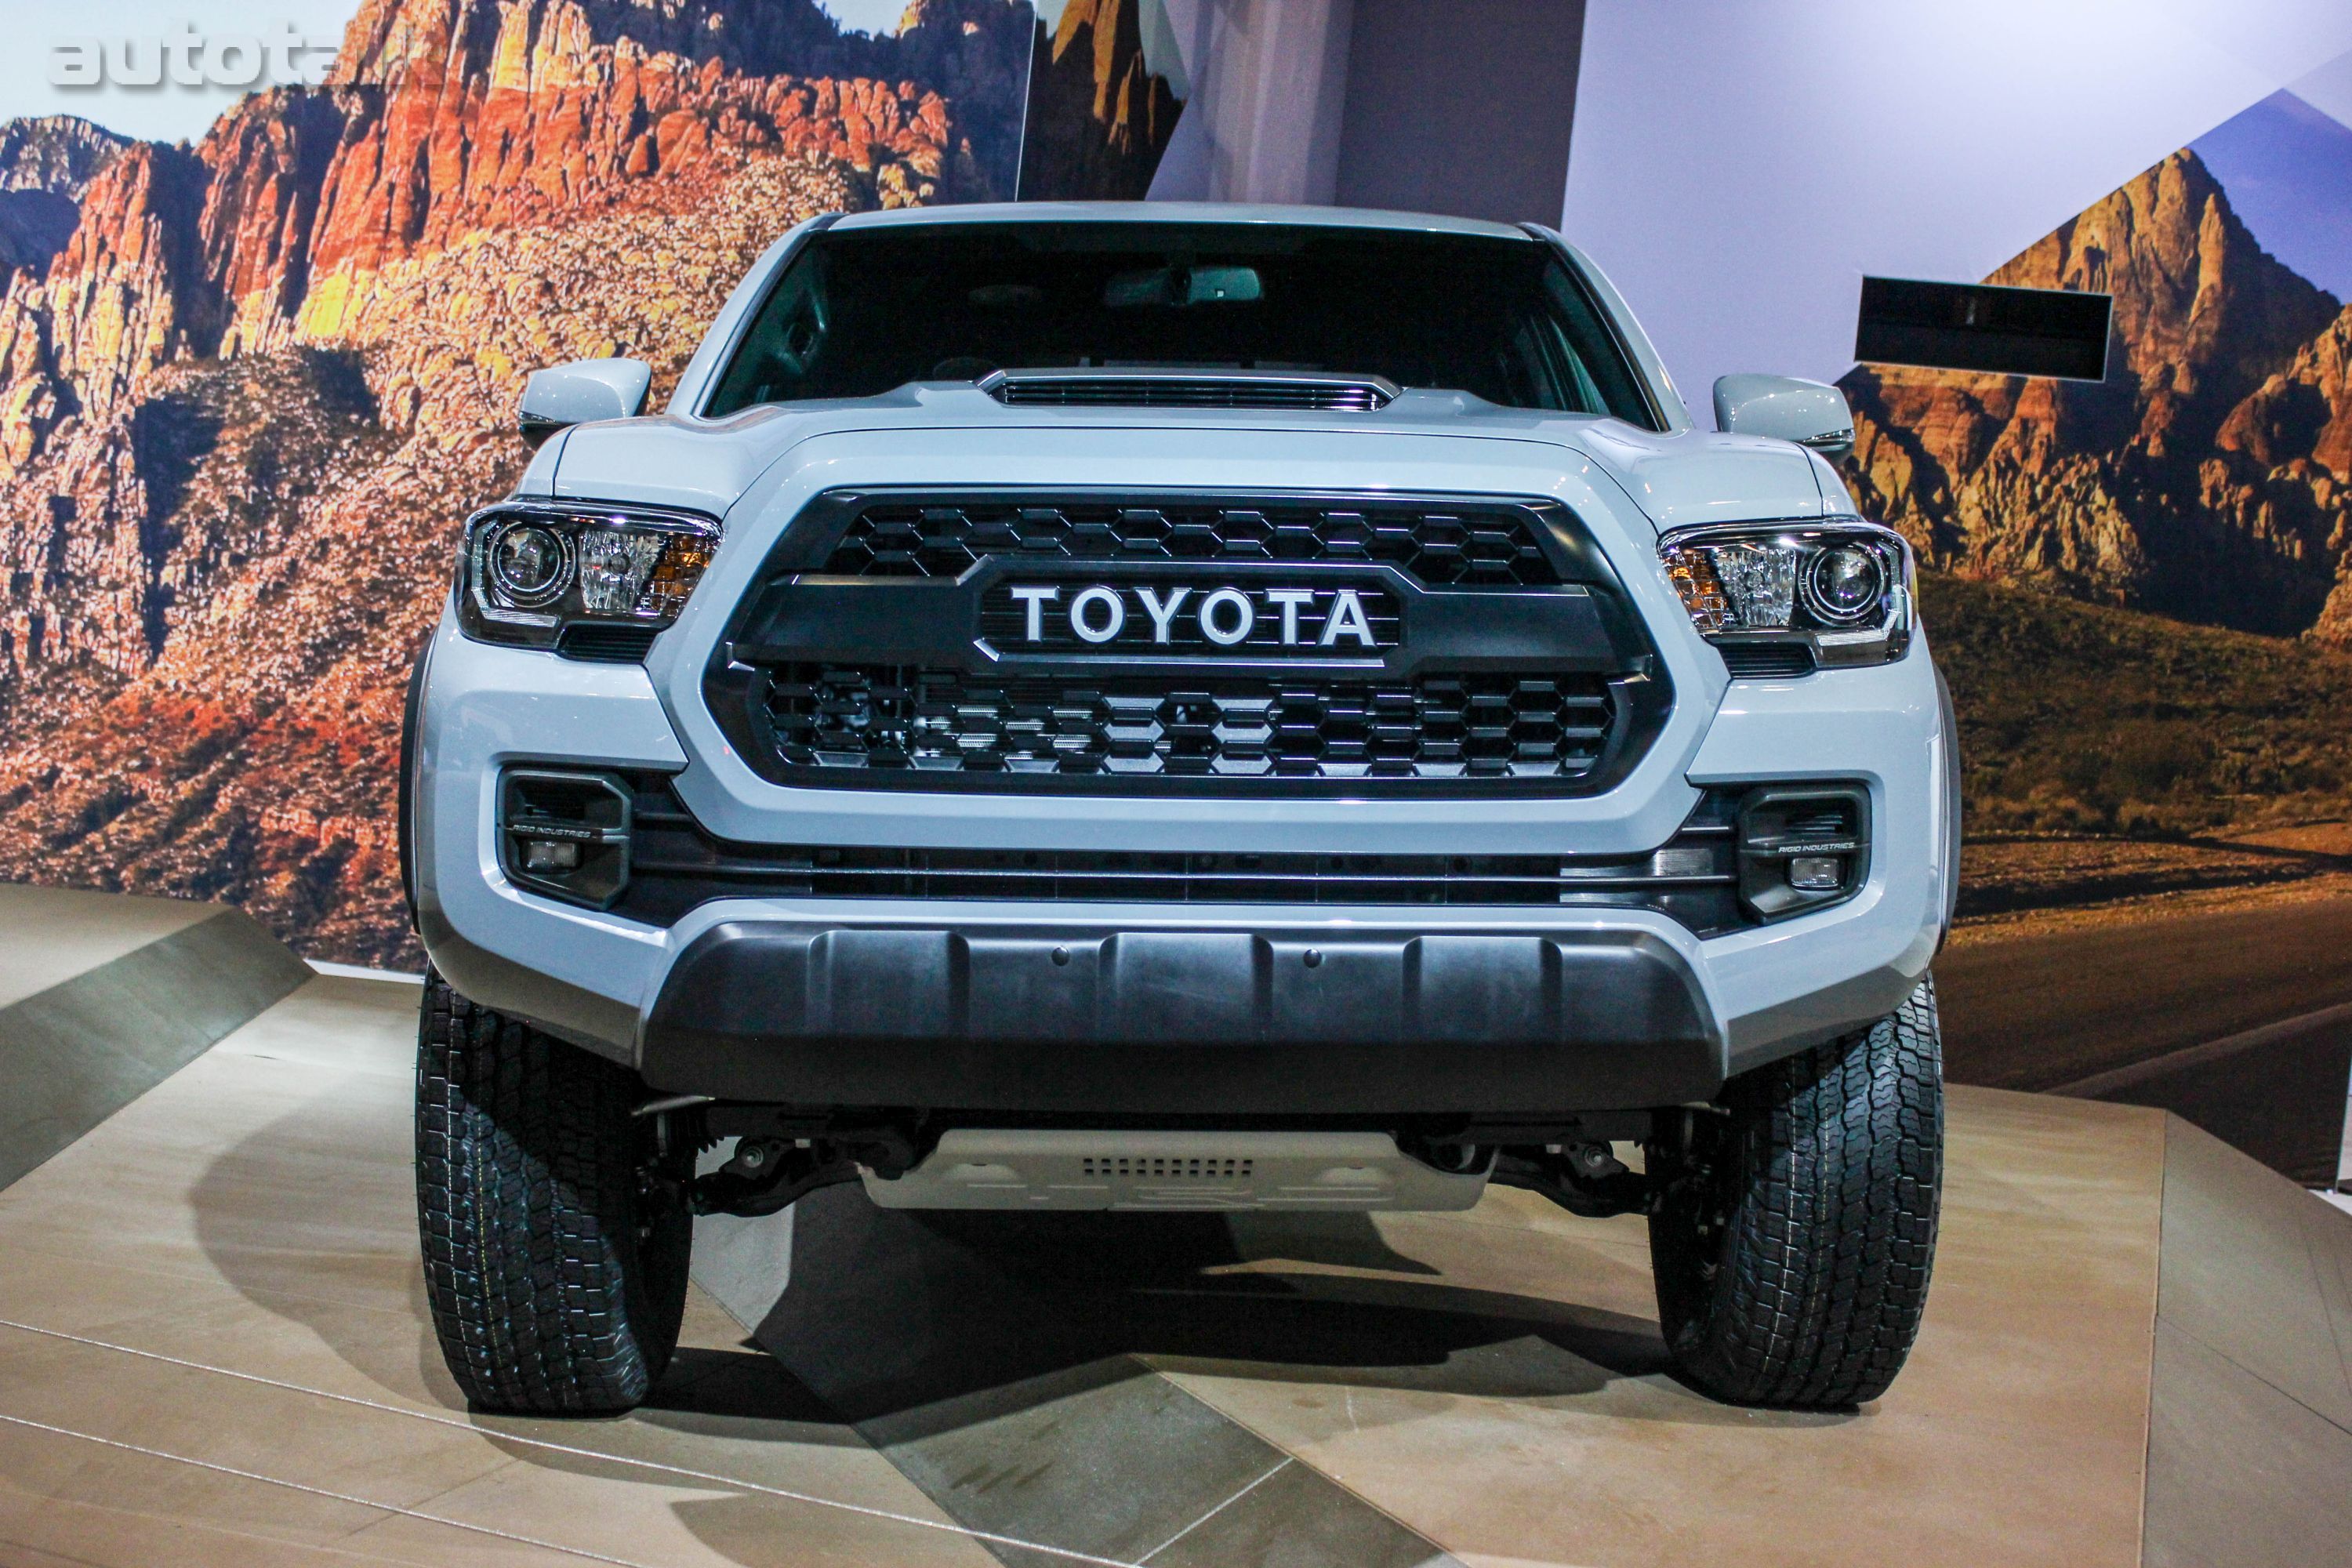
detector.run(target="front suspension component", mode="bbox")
[1489,1140,1652,1218]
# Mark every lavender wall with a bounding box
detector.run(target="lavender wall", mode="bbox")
[1332,0,1583,227]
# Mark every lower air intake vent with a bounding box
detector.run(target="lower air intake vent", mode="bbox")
[1719,641,1817,679]
[981,369,1396,412]
[557,623,660,662]
[1080,1156,1254,1180]
[613,773,1755,935]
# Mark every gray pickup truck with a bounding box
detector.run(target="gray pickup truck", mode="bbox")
[402,201,1956,1417]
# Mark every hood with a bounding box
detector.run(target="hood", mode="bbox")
[532,385,1840,532]
[1569,423,1842,532]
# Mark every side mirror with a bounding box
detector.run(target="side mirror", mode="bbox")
[518,358,652,448]
[1712,374,1854,459]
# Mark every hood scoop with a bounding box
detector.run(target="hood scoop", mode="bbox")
[978,368,1398,412]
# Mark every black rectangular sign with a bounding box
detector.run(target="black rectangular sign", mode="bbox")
[1854,277,2112,381]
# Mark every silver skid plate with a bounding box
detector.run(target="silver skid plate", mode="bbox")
[860,1129,1489,1212]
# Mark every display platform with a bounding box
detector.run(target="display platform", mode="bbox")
[0,885,2345,1567]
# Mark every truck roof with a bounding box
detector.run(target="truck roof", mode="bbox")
[827,201,1538,242]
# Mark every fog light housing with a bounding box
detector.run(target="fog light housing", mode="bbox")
[1735,786,1869,921]
[523,839,583,873]
[500,771,632,909]
[1788,855,1845,891]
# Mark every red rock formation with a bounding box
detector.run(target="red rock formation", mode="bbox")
[0,0,1029,961]
[0,118,130,282]
[1015,0,1181,200]
[1841,150,2350,637]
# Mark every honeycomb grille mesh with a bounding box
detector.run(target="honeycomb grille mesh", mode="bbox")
[763,665,1614,782]
[819,501,1560,586]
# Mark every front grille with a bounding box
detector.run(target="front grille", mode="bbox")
[820,500,1561,586]
[613,776,1751,934]
[714,489,1671,799]
[761,664,1615,783]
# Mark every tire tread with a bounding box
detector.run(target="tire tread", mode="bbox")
[1653,979,1944,1407]
[415,974,686,1414]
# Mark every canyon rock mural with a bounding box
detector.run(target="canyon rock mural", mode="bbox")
[1017,0,1183,202]
[0,0,1044,963]
[1842,148,2352,645]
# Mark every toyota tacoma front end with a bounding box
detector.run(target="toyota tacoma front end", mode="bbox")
[403,204,1957,1416]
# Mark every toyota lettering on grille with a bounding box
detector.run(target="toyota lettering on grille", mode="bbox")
[985,582,1399,654]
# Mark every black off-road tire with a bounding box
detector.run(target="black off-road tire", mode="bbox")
[1650,978,1944,1408]
[415,971,693,1414]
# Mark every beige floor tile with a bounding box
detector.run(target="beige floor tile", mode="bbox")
[0,884,216,1011]
[0,1508,395,1568]
[211,975,419,1076]
[0,1054,440,1321]
[2143,1319,2352,1568]
[0,1329,514,1513]
[0,1417,397,1552]
[0,1244,456,1411]
[0,976,447,1407]
[0,1476,568,1568]
[0,1285,1016,1565]
[372,1451,1007,1568]
[0,980,1011,1568]
[333,1508,666,1567]
[2156,1115,2352,1429]
[0,1237,989,1537]
[1156,1086,2165,1568]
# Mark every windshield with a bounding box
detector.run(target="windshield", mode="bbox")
[702,221,1660,425]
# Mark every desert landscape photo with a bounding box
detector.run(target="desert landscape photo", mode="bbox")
[0,0,1179,965]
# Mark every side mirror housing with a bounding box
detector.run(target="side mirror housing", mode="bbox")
[518,358,652,448]
[1712,374,1854,459]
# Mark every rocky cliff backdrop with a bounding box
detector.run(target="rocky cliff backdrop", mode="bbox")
[1843,147,2352,648]
[0,0,1179,964]
[1840,98,2352,854]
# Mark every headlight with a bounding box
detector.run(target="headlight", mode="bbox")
[458,501,719,658]
[1658,520,1912,671]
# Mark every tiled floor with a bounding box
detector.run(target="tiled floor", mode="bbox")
[0,884,216,1011]
[0,895,310,1189]
[0,971,2184,1568]
[0,977,1005,1568]
[1150,1091,2168,1568]
[2143,1119,2352,1567]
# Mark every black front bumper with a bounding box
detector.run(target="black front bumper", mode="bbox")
[641,920,1722,1114]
